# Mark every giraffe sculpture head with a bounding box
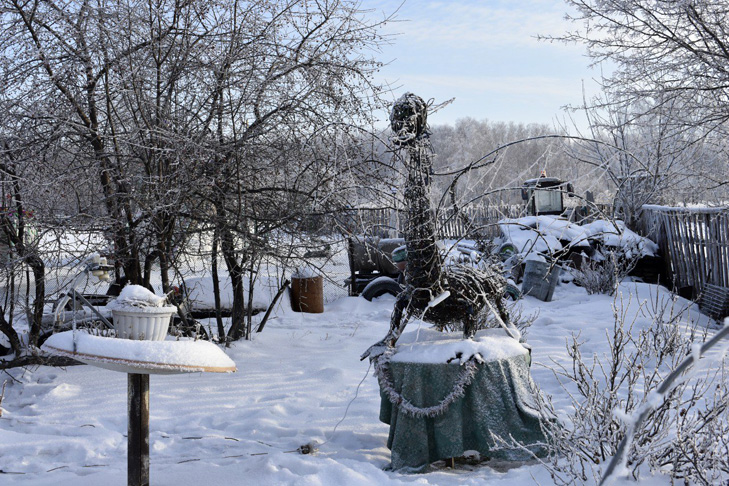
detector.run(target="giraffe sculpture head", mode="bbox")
[389,93,428,147]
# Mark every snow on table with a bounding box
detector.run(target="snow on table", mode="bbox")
[390,328,528,364]
[42,331,236,374]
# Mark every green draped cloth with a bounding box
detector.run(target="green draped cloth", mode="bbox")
[379,352,549,471]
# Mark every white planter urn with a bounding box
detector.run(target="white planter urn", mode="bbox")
[112,306,177,341]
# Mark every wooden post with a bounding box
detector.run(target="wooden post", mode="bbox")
[128,373,149,486]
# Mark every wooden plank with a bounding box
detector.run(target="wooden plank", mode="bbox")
[705,212,717,287]
[724,213,729,287]
[670,212,682,286]
[715,213,724,286]
[691,213,705,290]
[128,373,150,486]
[665,211,687,289]
[652,209,672,283]
[686,212,699,288]
[721,213,729,287]
[681,211,695,288]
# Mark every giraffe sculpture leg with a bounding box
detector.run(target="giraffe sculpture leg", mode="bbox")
[463,307,478,340]
[495,297,510,326]
[360,290,411,360]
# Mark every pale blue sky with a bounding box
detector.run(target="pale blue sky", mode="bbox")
[368,0,601,128]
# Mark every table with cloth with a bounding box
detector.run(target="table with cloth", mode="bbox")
[374,328,550,471]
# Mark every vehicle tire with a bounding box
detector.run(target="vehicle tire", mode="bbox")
[503,282,522,301]
[361,277,403,301]
[497,242,516,262]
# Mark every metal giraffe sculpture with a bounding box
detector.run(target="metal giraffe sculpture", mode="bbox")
[362,93,513,360]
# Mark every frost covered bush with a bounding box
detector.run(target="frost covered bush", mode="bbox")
[572,248,639,296]
[536,292,729,485]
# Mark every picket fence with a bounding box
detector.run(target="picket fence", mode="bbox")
[639,205,729,294]
[335,205,524,240]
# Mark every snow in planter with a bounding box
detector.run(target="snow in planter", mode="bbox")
[107,284,177,313]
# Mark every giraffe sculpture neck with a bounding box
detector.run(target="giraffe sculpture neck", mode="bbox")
[402,139,442,309]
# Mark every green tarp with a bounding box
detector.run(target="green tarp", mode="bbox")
[379,352,549,471]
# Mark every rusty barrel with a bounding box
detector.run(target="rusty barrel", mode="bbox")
[290,275,324,313]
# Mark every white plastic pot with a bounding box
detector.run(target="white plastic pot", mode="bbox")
[112,307,176,341]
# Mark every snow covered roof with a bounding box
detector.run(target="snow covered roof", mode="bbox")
[643,204,728,214]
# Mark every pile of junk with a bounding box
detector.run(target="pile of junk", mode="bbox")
[346,176,664,304]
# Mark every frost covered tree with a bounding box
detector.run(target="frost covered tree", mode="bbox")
[555,0,729,198]
[0,0,391,345]
[561,1,729,128]
[176,1,390,341]
[0,0,198,288]
[564,96,719,228]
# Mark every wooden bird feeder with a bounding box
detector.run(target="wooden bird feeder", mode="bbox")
[43,331,236,486]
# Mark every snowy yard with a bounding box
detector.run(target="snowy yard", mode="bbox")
[0,277,719,486]
[2,0,728,484]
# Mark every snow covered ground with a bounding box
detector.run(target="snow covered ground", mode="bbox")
[0,278,719,485]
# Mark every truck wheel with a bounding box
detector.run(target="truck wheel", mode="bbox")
[503,283,522,301]
[497,242,516,261]
[361,277,403,301]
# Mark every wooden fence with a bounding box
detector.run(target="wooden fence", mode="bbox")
[335,205,524,241]
[639,205,729,294]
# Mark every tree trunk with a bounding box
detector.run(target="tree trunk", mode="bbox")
[26,255,45,348]
[158,243,170,292]
[219,223,246,343]
[245,258,257,341]
[154,211,176,293]
[143,251,158,290]
[91,137,143,286]
[0,309,22,356]
[211,230,225,341]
